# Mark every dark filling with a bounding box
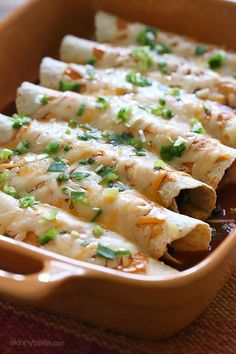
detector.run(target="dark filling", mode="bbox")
[175,189,191,215]
[163,184,236,271]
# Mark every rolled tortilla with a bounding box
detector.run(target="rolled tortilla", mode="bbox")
[16,82,236,189]
[95,11,236,77]
[40,57,236,147]
[60,35,236,109]
[0,114,216,220]
[0,191,177,276]
[0,114,19,146]
[0,154,211,258]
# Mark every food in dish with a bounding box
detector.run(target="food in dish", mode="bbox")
[0,148,211,258]
[0,191,177,275]
[0,114,216,219]
[60,35,236,109]
[41,57,236,147]
[95,11,236,78]
[16,82,236,189]
[0,11,235,275]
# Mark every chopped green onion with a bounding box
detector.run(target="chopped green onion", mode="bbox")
[104,131,143,154]
[71,171,90,181]
[107,180,127,192]
[97,166,119,185]
[44,141,60,155]
[11,114,31,128]
[157,62,170,75]
[138,104,149,112]
[136,27,157,49]
[77,103,86,116]
[63,144,72,152]
[173,137,187,149]
[92,225,104,237]
[56,172,69,182]
[79,158,95,165]
[135,150,146,156]
[159,98,166,106]
[130,47,153,71]
[102,131,127,146]
[95,244,116,260]
[126,72,152,87]
[40,95,49,105]
[48,158,67,172]
[129,136,146,155]
[208,51,225,69]
[77,131,100,141]
[102,171,118,184]
[65,128,71,135]
[117,107,132,122]
[103,131,145,155]
[195,45,207,56]
[59,81,80,92]
[156,43,171,54]
[150,102,173,120]
[169,87,181,97]
[157,62,170,74]
[79,124,98,132]
[202,104,211,115]
[95,96,110,110]
[86,56,97,65]
[154,159,165,170]
[3,184,17,197]
[90,207,102,222]
[190,118,206,134]
[162,108,173,119]
[115,249,132,256]
[71,190,88,204]
[82,240,91,247]
[0,171,9,185]
[94,164,106,173]
[15,139,30,154]
[160,145,174,161]
[68,119,78,128]
[19,196,39,208]
[0,149,13,161]
[150,105,162,116]
[38,228,58,245]
[160,137,187,161]
[129,137,143,150]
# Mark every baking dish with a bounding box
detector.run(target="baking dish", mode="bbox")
[0,0,235,338]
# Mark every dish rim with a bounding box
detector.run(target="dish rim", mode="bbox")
[0,0,235,286]
[0,224,235,285]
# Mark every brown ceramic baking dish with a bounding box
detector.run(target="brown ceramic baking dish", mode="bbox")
[0,0,235,338]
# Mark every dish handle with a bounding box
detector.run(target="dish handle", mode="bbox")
[0,235,87,302]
